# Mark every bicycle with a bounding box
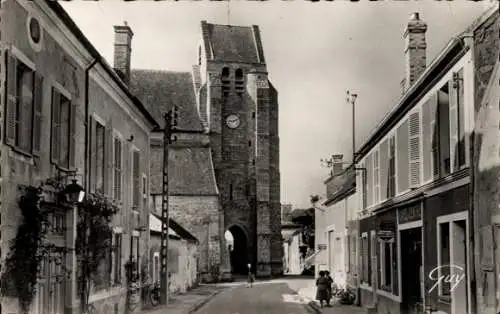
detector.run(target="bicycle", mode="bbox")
[148,281,161,307]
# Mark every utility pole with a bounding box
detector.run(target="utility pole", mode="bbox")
[160,106,178,305]
[346,90,358,164]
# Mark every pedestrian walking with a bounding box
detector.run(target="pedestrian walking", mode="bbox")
[247,263,255,288]
[315,271,331,308]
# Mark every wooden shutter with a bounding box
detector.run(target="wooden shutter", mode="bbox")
[32,73,43,156]
[449,79,458,172]
[457,69,466,167]
[379,139,388,201]
[422,94,435,182]
[430,94,439,178]
[21,72,33,153]
[89,116,97,193]
[68,100,76,170]
[104,119,113,197]
[50,88,60,164]
[114,138,122,201]
[133,150,140,208]
[5,52,17,146]
[365,154,373,207]
[409,111,421,187]
[397,119,409,192]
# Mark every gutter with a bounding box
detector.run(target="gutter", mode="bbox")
[84,59,98,192]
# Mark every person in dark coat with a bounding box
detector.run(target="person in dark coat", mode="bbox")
[315,271,331,308]
[325,270,333,307]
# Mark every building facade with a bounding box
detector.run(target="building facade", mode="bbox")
[355,11,488,314]
[314,159,356,290]
[0,1,159,313]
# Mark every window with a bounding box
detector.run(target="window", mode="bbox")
[361,233,370,285]
[439,223,451,297]
[113,233,122,284]
[5,55,44,155]
[379,239,395,292]
[361,163,367,209]
[142,174,147,198]
[438,84,451,176]
[388,136,396,197]
[132,150,140,209]
[94,122,105,192]
[373,150,380,204]
[51,89,74,169]
[409,111,421,187]
[113,136,122,200]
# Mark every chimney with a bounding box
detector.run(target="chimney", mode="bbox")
[331,154,343,176]
[403,12,427,93]
[113,22,134,86]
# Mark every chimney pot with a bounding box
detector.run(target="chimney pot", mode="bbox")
[411,12,420,20]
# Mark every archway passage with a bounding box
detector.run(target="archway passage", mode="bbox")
[226,226,248,275]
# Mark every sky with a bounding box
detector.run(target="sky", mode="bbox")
[61,0,493,210]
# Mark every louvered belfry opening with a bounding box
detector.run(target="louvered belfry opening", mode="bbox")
[235,68,244,95]
[221,67,230,98]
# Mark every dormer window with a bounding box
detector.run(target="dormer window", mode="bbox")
[222,67,230,98]
[235,68,244,95]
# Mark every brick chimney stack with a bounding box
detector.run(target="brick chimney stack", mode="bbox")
[402,12,427,94]
[332,154,344,176]
[113,22,134,86]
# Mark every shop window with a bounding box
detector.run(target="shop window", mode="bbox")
[379,238,395,292]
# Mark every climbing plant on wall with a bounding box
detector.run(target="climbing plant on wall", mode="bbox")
[76,191,119,314]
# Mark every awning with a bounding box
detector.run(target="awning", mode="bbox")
[302,250,323,269]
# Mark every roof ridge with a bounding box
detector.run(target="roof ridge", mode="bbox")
[131,68,192,74]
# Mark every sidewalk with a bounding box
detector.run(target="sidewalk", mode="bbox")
[140,284,226,314]
[286,279,367,314]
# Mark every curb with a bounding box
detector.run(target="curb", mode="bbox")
[187,288,224,313]
[296,294,322,314]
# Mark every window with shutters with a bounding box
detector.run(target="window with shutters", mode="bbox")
[454,69,466,169]
[396,120,409,193]
[51,88,74,169]
[409,111,421,187]
[361,162,367,210]
[388,136,396,198]
[94,122,105,193]
[113,136,123,201]
[132,149,141,210]
[5,56,43,155]
[373,150,380,204]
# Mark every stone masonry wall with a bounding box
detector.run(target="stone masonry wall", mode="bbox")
[472,7,500,314]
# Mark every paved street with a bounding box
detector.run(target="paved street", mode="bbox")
[195,282,311,314]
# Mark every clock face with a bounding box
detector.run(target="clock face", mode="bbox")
[226,115,240,129]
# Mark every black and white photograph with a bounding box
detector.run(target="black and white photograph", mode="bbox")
[0,0,499,313]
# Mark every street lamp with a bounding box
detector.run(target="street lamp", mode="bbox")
[62,179,85,204]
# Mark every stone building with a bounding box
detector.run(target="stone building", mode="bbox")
[354,9,495,314]
[149,214,198,296]
[127,21,283,280]
[471,3,500,314]
[0,1,158,314]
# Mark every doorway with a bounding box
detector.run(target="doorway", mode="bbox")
[226,225,249,275]
[400,227,423,314]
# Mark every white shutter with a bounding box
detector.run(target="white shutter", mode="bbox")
[449,79,459,172]
[408,111,421,188]
[373,150,380,204]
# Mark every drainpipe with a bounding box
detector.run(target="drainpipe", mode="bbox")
[81,58,97,313]
[84,59,98,192]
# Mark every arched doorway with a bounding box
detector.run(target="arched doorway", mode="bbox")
[225,225,248,275]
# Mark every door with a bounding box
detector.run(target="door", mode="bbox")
[36,250,66,314]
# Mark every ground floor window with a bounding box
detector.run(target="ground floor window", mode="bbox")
[379,238,395,292]
[361,232,371,285]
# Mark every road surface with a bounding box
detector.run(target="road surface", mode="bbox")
[195,282,311,314]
